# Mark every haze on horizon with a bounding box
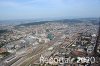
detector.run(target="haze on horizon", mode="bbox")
[0,0,100,20]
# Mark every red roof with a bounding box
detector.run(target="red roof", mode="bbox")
[71,50,87,56]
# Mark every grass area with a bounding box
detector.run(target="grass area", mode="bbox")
[0,52,10,57]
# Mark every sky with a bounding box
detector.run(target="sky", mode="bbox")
[0,0,100,20]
